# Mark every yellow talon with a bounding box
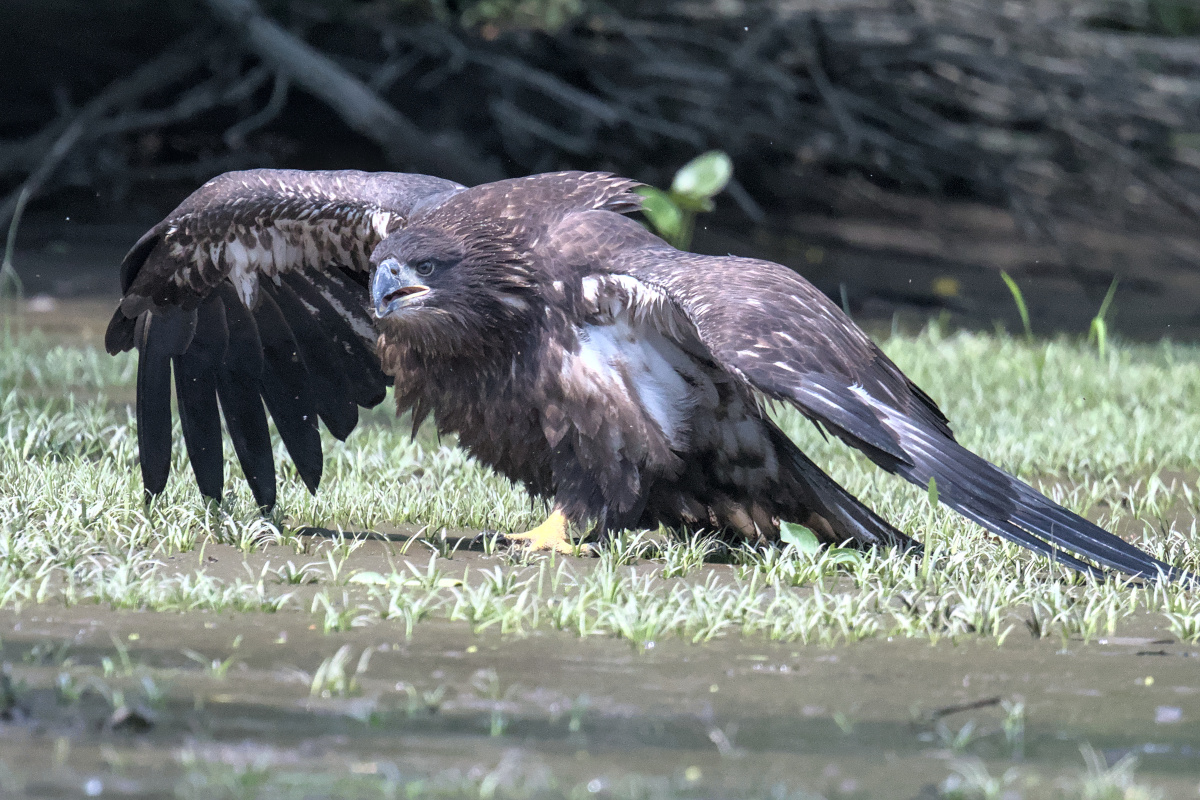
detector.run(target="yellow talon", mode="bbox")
[504,510,578,554]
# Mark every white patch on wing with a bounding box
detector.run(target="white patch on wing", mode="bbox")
[567,316,697,451]
[169,204,389,308]
[582,273,697,346]
[314,281,377,344]
[370,210,393,239]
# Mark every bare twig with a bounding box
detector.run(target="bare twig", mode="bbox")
[90,67,273,138]
[200,0,500,185]
[224,72,291,149]
[0,187,29,300]
[0,33,212,226]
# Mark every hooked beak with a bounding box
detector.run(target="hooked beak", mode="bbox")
[372,258,430,317]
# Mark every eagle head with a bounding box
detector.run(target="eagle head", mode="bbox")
[369,221,538,360]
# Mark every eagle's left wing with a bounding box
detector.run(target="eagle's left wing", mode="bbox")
[106,169,463,509]
[551,210,1185,581]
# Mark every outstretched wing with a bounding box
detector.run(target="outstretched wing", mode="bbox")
[551,210,1184,580]
[106,169,464,509]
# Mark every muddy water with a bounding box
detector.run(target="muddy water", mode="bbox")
[2,568,1198,799]
[4,302,1199,797]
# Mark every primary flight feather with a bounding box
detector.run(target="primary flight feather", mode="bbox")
[106,168,1188,581]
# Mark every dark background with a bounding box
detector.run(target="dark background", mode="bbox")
[5,0,1200,338]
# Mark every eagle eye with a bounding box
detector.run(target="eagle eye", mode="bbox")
[413,259,436,277]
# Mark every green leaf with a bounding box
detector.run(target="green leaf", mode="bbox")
[635,186,683,244]
[670,150,732,201]
[999,271,1032,340]
[780,521,820,555]
[669,192,715,214]
[1090,317,1108,360]
[927,476,939,508]
[1095,275,1119,321]
[825,548,865,567]
[1088,276,1118,359]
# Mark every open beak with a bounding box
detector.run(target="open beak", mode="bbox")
[372,258,430,317]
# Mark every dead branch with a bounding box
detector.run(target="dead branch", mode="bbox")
[200,0,500,185]
[224,72,291,149]
[0,32,215,227]
[7,0,1200,285]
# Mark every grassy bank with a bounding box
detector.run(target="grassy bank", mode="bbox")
[4,316,1200,798]
[2,318,1198,645]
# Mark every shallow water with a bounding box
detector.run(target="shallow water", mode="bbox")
[2,546,1198,799]
[3,302,1199,797]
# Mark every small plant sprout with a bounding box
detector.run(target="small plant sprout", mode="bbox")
[421,527,461,558]
[471,668,514,737]
[659,535,721,579]
[55,672,84,705]
[1088,276,1120,359]
[476,530,503,556]
[940,758,1019,800]
[309,645,372,698]
[273,560,322,585]
[1001,698,1025,759]
[636,151,732,250]
[936,718,977,754]
[395,683,447,717]
[999,271,1033,341]
[1077,744,1160,800]
[311,591,368,633]
[182,649,239,680]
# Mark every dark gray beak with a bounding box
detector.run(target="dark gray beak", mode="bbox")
[372,258,430,317]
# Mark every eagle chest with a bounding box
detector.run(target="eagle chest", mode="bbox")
[423,363,554,492]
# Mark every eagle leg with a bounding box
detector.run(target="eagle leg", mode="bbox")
[503,509,581,555]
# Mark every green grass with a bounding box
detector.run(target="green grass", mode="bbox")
[2,320,1200,645]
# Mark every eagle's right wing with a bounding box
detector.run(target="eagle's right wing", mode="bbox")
[106,169,463,509]
[545,209,1186,581]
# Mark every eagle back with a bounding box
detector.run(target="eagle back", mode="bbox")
[417,172,642,232]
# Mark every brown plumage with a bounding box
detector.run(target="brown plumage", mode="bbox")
[107,168,1189,581]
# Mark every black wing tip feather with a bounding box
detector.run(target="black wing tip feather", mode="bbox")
[213,284,278,511]
[253,289,324,496]
[129,271,387,511]
[119,229,160,294]
[173,296,229,502]
[115,168,464,511]
[135,310,197,500]
[266,279,360,441]
[105,308,136,355]
[902,432,1190,582]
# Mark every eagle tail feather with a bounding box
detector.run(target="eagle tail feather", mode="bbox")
[889,422,1189,581]
[771,427,920,551]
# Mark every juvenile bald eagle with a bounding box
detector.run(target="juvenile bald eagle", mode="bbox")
[107,168,1185,580]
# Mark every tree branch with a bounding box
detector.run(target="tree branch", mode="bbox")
[0,33,213,227]
[201,0,500,185]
